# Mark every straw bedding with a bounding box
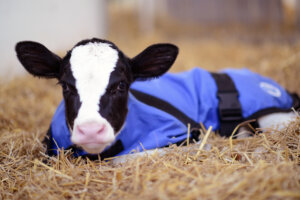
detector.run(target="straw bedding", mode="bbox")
[1,38,300,199]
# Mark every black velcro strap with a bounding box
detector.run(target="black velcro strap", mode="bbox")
[130,89,201,141]
[291,92,300,111]
[99,140,124,159]
[211,73,244,137]
[43,126,56,156]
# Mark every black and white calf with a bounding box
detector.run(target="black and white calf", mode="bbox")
[16,38,178,155]
[15,38,299,159]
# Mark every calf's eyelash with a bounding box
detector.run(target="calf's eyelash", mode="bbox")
[108,81,127,94]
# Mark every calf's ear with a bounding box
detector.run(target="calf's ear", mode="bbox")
[130,43,178,80]
[15,41,62,78]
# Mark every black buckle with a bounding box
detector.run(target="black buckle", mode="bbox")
[217,92,243,122]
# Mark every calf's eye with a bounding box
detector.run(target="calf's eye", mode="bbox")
[117,81,126,92]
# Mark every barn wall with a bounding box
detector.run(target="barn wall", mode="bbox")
[0,0,107,79]
[165,0,283,26]
[296,0,300,28]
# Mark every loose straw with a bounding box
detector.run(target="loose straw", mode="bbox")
[194,126,212,159]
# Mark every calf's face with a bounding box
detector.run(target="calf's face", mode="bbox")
[15,38,178,154]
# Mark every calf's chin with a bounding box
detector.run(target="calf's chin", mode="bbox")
[71,133,116,154]
[80,144,110,154]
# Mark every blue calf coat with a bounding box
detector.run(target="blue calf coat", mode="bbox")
[48,68,294,157]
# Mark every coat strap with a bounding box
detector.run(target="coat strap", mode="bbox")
[130,89,202,142]
[210,72,244,137]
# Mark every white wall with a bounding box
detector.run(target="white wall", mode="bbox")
[0,0,107,79]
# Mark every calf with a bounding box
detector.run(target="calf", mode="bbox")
[15,38,300,159]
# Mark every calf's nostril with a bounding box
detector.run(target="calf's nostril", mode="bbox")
[96,124,106,134]
[77,125,86,135]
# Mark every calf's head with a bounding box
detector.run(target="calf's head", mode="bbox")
[15,38,178,154]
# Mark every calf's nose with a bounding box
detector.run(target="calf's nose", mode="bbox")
[77,122,106,136]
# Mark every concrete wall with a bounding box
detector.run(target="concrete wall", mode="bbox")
[296,0,300,28]
[0,0,107,79]
[166,0,283,26]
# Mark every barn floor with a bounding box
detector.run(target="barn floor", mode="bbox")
[1,16,300,199]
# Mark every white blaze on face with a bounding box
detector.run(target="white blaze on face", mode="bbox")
[69,42,119,153]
